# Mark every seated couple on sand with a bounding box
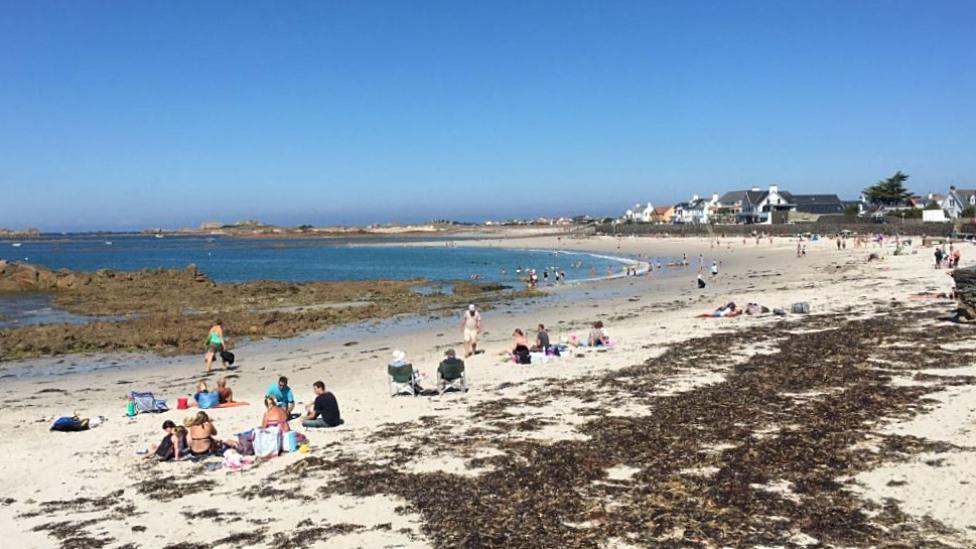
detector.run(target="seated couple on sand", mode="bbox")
[192,378,234,408]
[388,349,467,394]
[504,324,565,363]
[147,413,238,460]
[264,376,342,429]
[565,321,610,348]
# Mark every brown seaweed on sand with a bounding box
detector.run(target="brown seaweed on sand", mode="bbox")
[296,307,974,548]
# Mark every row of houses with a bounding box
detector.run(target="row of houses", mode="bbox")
[624,184,976,225]
[623,185,853,225]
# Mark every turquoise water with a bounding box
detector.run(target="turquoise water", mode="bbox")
[0,235,651,328]
[0,235,631,284]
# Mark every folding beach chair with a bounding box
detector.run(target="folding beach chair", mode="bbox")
[437,358,467,395]
[130,391,168,413]
[388,363,416,396]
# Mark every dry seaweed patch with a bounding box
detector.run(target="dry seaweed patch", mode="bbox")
[31,518,113,549]
[267,523,365,548]
[296,310,976,548]
[17,489,125,519]
[135,475,216,501]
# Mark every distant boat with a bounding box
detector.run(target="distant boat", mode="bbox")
[105,241,113,245]
[11,243,22,247]
[154,234,164,239]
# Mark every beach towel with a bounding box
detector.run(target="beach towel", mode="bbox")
[214,401,250,409]
[130,392,168,413]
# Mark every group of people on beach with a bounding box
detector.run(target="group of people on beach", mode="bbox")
[147,374,342,462]
[935,244,962,269]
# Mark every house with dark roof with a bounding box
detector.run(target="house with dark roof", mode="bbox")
[841,200,864,216]
[791,194,845,215]
[785,194,846,222]
[717,185,794,224]
[942,187,976,219]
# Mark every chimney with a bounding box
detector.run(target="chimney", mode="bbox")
[951,185,957,191]
[769,185,778,194]
[712,193,719,203]
[751,186,760,192]
[692,194,699,202]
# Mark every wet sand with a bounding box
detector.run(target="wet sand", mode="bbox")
[1,233,974,548]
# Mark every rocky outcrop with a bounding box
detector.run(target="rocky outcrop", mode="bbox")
[0,262,208,293]
[0,262,525,360]
[0,261,61,291]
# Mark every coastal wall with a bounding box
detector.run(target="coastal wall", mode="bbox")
[596,220,955,237]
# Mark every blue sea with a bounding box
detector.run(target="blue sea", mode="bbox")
[0,234,646,328]
[0,234,634,284]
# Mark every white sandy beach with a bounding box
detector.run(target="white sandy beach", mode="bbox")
[1,232,973,548]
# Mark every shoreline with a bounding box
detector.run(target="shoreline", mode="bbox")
[0,242,649,362]
[2,232,975,547]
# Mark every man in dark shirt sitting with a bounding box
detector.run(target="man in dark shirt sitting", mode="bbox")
[301,381,343,428]
[532,323,550,352]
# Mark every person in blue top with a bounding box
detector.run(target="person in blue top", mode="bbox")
[266,376,295,415]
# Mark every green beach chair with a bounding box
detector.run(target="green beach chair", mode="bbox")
[388,363,416,397]
[437,358,467,395]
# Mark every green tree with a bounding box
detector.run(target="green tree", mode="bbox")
[962,206,976,218]
[844,204,861,216]
[924,201,942,210]
[863,171,912,206]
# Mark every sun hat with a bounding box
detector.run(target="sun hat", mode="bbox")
[468,304,476,311]
[391,349,407,363]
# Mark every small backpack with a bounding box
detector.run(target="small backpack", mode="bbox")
[51,416,89,432]
[514,348,532,365]
[791,302,811,314]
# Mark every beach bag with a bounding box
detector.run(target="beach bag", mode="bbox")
[283,430,298,453]
[514,347,531,365]
[791,302,811,314]
[51,416,88,432]
[252,427,281,458]
[220,351,235,365]
[197,392,219,409]
[773,307,787,316]
[236,429,255,456]
[130,391,168,413]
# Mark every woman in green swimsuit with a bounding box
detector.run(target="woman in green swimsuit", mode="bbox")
[204,320,226,373]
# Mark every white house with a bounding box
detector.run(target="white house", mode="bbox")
[623,202,655,223]
[673,194,718,224]
[942,187,976,219]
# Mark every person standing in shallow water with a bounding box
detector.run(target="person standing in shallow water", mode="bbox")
[204,320,226,373]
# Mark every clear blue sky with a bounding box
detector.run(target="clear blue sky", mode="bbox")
[1,1,974,231]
